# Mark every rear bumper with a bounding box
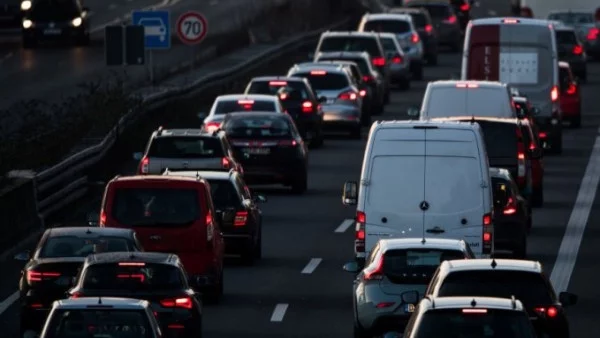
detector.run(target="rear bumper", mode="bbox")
[21,290,72,329]
[358,312,410,334]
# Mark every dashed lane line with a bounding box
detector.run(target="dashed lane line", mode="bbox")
[335,219,354,233]
[301,258,322,274]
[270,303,289,322]
[0,291,19,316]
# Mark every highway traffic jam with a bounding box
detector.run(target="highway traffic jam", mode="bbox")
[5,0,600,338]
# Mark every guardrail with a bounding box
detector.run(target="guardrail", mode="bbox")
[26,18,349,223]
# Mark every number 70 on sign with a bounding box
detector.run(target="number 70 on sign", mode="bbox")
[176,11,208,45]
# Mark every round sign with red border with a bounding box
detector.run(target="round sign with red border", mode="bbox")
[176,11,208,45]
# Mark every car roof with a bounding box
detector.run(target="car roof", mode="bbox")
[428,80,507,88]
[375,32,399,39]
[46,227,135,238]
[226,111,289,118]
[163,170,234,181]
[54,297,150,310]
[378,238,469,252]
[322,31,381,38]
[110,175,205,184]
[215,94,278,102]
[319,60,359,67]
[558,61,571,68]
[362,13,413,21]
[489,167,513,180]
[250,76,306,83]
[154,129,213,137]
[373,119,483,131]
[316,51,370,59]
[549,21,575,31]
[389,7,426,13]
[471,17,555,27]
[291,63,347,74]
[420,296,525,312]
[438,258,543,275]
[430,116,520,125]
[85,251,180,266]
[406,0,452,6]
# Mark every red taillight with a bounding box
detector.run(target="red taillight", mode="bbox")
[483,214,492,226]
[551,86,559,102]
[222,157,231,169]
[205,121,221,133]
[234,211,248,227]
[310,70,327,75]
[278,139,297,147]
[99,209,106,226]
[539,132,547,138]
[355,211,366,253]
[587,28,599,41]
[460,3,470,11]
[27,270,61,283]
[566,83,577,95]
[70,292,82,299]
[363,255,384,280]
[119,262,146,266]
[357,211,366,223]
[269,81,287,86]
[301,101,313,113]
[359,89,367,97]
[372,56,386,67]
[138,156,149,174]
[425,24,433,33]
[160,297,193,310]
[362,75,373,82]
[482,212,492,254]
[444,15,457,24]
[392,55,403,64]
[376,302,395,308]
[573,45,583,55]
[535,306,559,318]
[503,197,517,215]
[338,91,358,100]
[411,33,419,43]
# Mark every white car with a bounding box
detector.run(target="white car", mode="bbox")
[139,18,167,41]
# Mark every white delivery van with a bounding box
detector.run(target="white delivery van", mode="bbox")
[342,120,494,262]
[413,80,517,119]
[461,17,562,153]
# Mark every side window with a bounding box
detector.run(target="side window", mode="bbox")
[367,243,380,265]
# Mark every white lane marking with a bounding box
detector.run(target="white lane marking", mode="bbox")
[301,258,322,274]
[89,0,173,33]
[270,303,289,322]
[0,291,19,315]
[335,219,354,233]
[108,4,117,9]
[550,126,600,293]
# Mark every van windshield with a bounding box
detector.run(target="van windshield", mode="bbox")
[476,121,518,158]
[111,188,200,227]
[425,88,513,118]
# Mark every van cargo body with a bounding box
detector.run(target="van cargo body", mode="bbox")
[461,18,563,153]
[355,121,493,260]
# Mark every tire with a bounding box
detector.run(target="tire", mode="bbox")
[427,53,438,66]
[350,125,362,139]
[291,172,307,194]
[532,185,544,208]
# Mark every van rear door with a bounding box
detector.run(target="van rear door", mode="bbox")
[364,127,425,253]
[422,128,485,254]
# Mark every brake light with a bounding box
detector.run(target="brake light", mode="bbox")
[269,81,287,86]
[118,262,146,266]
[411,33,419,43]
[573,45,583,55]
[338,91,358,100]
[503,197,517,215]
[587,28,599,41]
[460,3,470,11]
[456,82,479,88]
[566,83,577,95]
[27,270,61,283]
[234,211,248,227]
[117,274,146,282]
[222,157,231,169]
[483,214,491,226]
[302,101,313,113]
[278,139,298,147]
[362,75,373,82]
[551,86,559,102]
[539,132,547,138]
[372,56,386,67]
[238,100,254,104]
[463,308,488,314]
[392,55,403,64]
[359,89,367,97]
[99,209,106,226]
[363,255,384,280]
[160,297,193,310]
[502,18,519,24]
[279,93,288,100]
[355,211,366,253]
[534,306,559,318]
[205,121,221,133]
[138,156,149,174]
[425,24,433,33]
[168,324,185,329]
[444,15,457,24]
[482,212,492,254]
[310,70,327,75]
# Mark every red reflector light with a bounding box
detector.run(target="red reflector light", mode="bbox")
[222,157,231,169]
[502,18,519,24]
[302,101,313,113]
[376,302,395,308]
[483,214,492,225]
[238,100,254,104]
[463,308,488,314]
[411,33,419,43]
[551,86,559,102]
[234,211,248,227]
[460,3,470,11]
[310,70,327,75]
[573,45,583,55]
[566,84,577,95]
[425,24,433,33]
[445,15,457,24]
[118,262,145,266]
[27,271,61,282]
[269,81,287,86]
[587,28,599,41]
[372,56,386,67]
[160,297,193,309]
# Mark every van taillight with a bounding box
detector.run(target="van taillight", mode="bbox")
[222,157,231,169]
[572,45,583,55]
[355,211,366,253]
[482,213,492,254]
[138,156,149,174]
[302,101,313,113]
[551,86,559,102]
[234,211,248,227]
[99,210,106,226]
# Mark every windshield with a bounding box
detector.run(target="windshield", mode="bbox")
[207,179,242,209]
[383,249,465,284]
[224,115,293,139]
[147,136,224,158]
[437,270,554,306]
[246,81,309,100]
[363,20,411,33]
[414,308,536,338]
[293,72,349,90]
[555,31,578,44]
[319,36,383,57]
[30,0,80,21]
[44,309,152,338]
[548,12,594,24]
[111,188,200,227]
[82,263,184,291]
[40,236,136,258]
[214,100,276,115]
[318,57,370,75]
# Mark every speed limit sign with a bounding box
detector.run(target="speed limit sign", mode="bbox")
[176,11,208,45]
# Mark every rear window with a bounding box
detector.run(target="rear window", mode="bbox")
[363,19,411,33]
[548,12,594,25]
[477,121,518,158]
[319,36,382,57]
[111,188,200,227]
[383,249,465,284]
[425,87,512,118]
[207,179,241,209]
[318,57,370,75]
[410,13,428,27]
[246,81,309,100]
[214,100,276,115]
[379,37,399,53]
[412,4,451,18]
[82,263,184,290]
[555,31,578,44]
[223,115,293,139]
[148,136,224,158]
[437,270,555,305]
[292,72,349,91]
[40,236,136,258]
[44,309,151,338]
[30,0,79,21]
[414,308,536,338]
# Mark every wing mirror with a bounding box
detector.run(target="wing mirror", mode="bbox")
[529,147,543,159]
[401,290,420,305]
[318,96,327,103]
[342,181,358,205]
[493,182,509,207]
[343,261,360,273]
[133,152,143,161]
[559,291,578,307]
[14,250,31,261]
[253,193,268,203]
[406,106,420,117]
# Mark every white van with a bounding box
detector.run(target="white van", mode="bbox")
[342,120,494,262]
[461,17,562,153]
[412,80,517,119]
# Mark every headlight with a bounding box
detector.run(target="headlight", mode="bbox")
[22,19,33,29]
[71,17,82,27]
[20,0,32,10]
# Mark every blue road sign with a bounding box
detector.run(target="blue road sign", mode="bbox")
[131,10,170,49]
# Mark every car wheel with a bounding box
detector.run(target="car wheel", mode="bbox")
[531,185,544,208]
[291,172,307,194]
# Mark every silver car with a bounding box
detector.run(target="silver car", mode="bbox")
[288,62,364,139]
[358,13,425,80]
[343,238,475,337]
[376,32,411,89]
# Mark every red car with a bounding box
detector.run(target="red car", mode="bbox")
[558,61,582,128]
[99,175,225,303]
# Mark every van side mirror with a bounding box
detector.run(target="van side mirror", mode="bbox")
[529,147,543,159]
[401,290,420,305]
[493,183,509,206]
[133,152,143,161]
[318,96,327,103]
[14,251,31,261]
[342,181,358,205]
[343,261,360,273]
[559,291,578,307]
[407,106,420,117]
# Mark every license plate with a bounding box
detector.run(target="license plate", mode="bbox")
[44,28,62,35]
[405,304,415,313]
[55,277,71,286]
[326,99,335,104]
[242,147,270,155]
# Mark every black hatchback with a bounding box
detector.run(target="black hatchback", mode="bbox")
[21,0,90,48]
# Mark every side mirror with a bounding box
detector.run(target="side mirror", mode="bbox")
[318,96,327,103]
[401,290,420,305]
[493,183,509,206]
[342,181,358,205]
[132,152,143,161]
[407,106,420,117]
[559,291,578,307]
[253,193,268,203]
[14,251,31,261]
[531,107,541,116]
[343,261,360,273]
[529,147,543,159]
[197,112,207,121]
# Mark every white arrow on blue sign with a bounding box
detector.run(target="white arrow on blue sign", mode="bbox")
[131,10,171,49]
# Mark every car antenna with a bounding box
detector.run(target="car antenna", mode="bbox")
[86,228,92,234]
[490,258,497,269]
[98,297,102,305]
[421,237,426,244]
[471,298,477,307]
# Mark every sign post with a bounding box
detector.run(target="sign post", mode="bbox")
[131,10,171,85]
[176,11,208,70]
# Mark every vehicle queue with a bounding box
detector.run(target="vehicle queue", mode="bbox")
[12,2,599,338]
